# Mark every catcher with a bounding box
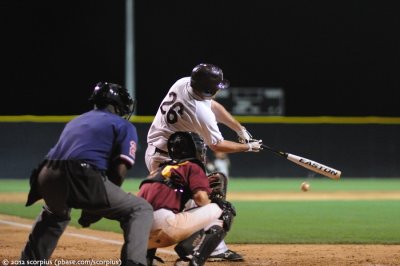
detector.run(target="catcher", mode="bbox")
[137,131,236,266]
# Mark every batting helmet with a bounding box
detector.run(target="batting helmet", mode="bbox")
[190,63,230,98]
[89,82,136,119]
[167,131,207,163]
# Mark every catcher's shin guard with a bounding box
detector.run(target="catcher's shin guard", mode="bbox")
[174,229,205,260]
[210,197,236,231]
[146,248,164,266]
[190,225,226,266]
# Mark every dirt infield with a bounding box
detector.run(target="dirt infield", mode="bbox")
[1,191,400,265]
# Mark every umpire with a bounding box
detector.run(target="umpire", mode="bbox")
[20,82,153,266]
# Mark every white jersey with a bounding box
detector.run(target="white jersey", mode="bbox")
[147,77,224,151]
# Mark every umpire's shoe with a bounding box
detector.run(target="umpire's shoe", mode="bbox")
[208,249,244,262]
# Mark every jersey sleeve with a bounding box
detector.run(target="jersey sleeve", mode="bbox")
[114,120,138,168]
[186,163,212,194]
[195,100,224,146]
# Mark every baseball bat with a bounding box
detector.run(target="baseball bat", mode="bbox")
[261,144,341,180]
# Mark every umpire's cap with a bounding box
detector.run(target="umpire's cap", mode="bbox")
[190,63,230,98]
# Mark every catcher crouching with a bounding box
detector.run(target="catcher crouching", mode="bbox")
[137,132,237,266]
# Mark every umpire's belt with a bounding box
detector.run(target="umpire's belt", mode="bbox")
[155,147,168,155]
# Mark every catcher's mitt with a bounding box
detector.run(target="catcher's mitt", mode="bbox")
[208,171,228,200]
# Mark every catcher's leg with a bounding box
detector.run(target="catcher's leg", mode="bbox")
[174,229,205,261]
[146,248,165,266]
[150,204,222,249]
[191,225,226,266]
[175,225,226,266]
[206,172,232,258]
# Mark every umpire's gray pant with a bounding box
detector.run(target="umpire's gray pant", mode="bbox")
[21,165,153,265]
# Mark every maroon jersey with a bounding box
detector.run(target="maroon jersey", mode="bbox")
[138,161,211,213]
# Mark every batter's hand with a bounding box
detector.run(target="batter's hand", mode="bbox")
[237,126,252,143]
[246,139,263,152]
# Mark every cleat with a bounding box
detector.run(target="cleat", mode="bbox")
[208,249,244,262]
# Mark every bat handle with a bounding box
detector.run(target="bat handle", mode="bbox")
[261,144,288,158]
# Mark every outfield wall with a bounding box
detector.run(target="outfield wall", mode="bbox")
[0,117,399,179]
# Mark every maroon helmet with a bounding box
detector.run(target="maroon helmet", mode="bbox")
[190,63,230,97]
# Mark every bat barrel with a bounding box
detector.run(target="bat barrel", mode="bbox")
[286,153,341,180]
[261,144,341,179]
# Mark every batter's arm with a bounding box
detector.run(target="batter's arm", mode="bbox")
[211,100,242,132]
[211,100,254,143]
[209,140,250,153]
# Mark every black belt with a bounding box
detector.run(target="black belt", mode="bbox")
[155,147,168,155]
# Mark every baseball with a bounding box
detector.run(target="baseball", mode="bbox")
[300,182,310,192]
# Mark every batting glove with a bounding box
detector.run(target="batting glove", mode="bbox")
[246,139,263,152]
[237,126,252,143]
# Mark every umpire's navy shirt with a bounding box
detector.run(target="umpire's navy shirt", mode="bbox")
[46,109,137,170]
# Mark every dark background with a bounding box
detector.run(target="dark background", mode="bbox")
[1,0,399,116]
[1,1,399,178]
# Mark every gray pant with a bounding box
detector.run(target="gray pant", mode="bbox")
[21,163,153,266]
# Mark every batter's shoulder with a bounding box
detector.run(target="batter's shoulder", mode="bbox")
[175,76,191,85]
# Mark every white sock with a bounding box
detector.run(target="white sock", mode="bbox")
[210,240,228,256]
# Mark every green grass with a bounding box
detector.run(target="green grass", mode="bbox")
[0,179,32,192]
[226,200,400,244]
[1,178,400,244]
[226,177,400,191]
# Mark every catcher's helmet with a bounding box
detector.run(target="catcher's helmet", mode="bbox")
[190,63,230,98]
[167,131,207,163]
[89,82,135,119]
